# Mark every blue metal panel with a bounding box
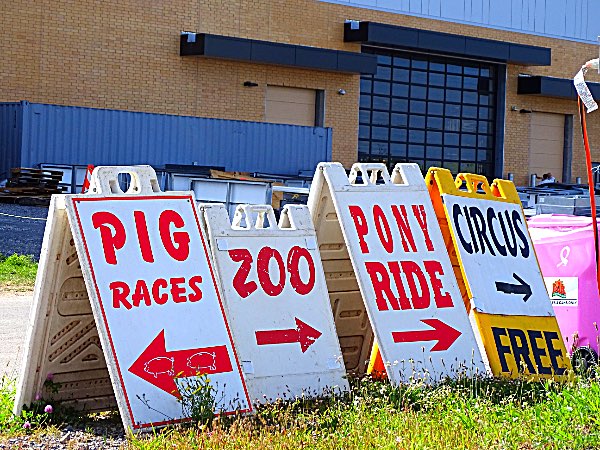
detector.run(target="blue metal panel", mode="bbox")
[546,0,566,37]
[470,0,483,24]
[322,0,600,43]
[490,0,511,27]
[565,0,577,38]
[510,0,523,30]
[426,0,441,17]
[534,0,546,33]
[0,102,23,180]
[579,0,589,40]
[7,102,331,177]
[481,0,490,24]
[409,0,422,14]
[377,0,402,11]
[441,0,465,21]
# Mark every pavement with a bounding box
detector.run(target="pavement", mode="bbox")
[0,204,48,260]
[0,292,33,379]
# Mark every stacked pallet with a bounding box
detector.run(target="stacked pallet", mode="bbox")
[3,167,64,195]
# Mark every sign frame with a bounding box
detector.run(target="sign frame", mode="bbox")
[308,162,486,383]
[201,203,349,403]
[15,166,252,432]
[426,167,571,380]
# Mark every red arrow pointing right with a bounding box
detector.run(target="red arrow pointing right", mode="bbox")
[391,319,461,351]
[255,318,322,353]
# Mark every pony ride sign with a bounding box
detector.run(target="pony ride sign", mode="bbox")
[308,163,485,384]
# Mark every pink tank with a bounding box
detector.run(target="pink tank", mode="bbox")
[529,214,600,370]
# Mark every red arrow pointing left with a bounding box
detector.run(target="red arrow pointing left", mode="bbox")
[128,330,234,398]
[255,318,322,353]
[391,319,461,352]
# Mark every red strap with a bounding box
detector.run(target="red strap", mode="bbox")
[578,98,600,296]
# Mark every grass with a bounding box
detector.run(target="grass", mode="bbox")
[2,373,600,449]
[129,375,600,449]
[0,253,38,293]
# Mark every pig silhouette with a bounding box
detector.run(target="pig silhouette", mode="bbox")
[144,356,175,378]
[187,352,217,372]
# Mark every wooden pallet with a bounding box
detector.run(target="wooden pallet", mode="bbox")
[3,186,63,194]
[11,167,63,177]
[9,175,61,182]
[5,167,64,195]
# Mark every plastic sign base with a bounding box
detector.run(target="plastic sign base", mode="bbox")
[13,195,117,415]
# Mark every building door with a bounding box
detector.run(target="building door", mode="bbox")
[529,112,564,182]
[265,86,317,127]
[358,49,499,178]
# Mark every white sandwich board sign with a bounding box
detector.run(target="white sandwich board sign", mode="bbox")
[14,166,251,432]
[308,163,486,383]
[443,195,554,317]
[201,204,349,402]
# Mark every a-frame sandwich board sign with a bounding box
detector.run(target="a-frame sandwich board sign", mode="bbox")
[425,168,571,380]
[201,203,349,403]
[14,166,251,432]
[308,162,486,383]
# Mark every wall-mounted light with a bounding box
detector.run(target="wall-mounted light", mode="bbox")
[181,31,197,43]
[243,81,259,87]
[338,89,346,95]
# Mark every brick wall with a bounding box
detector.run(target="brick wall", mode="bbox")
[1,0,599,179]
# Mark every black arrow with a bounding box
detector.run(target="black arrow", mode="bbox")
[495,273,532,302]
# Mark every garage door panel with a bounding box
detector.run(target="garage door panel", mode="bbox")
[266,102,315,126]
[266,86,316,104]
[529,112,564,179]
[531,112,565,127]
[530,126,563,141]
[266,86,316,127]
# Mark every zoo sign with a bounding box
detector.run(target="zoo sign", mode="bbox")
[65,167,251,430]
[201,204,348,403]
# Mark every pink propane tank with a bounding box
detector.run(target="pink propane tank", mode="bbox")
[529,214,600,372]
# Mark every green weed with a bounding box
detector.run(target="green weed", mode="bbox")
[0,253,38,292]
[0,376,56,435]
[177,374,217,427]
[2,373,600,448]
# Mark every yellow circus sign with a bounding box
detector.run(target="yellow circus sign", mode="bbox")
[425,168,571,380]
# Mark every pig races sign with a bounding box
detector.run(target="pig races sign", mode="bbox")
[308,163,485,383]
[16,167,251,432]
[202,204,348,402]
[426,168,570,380]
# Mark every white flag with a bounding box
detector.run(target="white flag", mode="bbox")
[574,65,599,113]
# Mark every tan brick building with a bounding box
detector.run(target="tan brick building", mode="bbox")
[2,0,600,185]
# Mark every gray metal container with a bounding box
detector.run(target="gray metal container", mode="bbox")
[535,195,600,216]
